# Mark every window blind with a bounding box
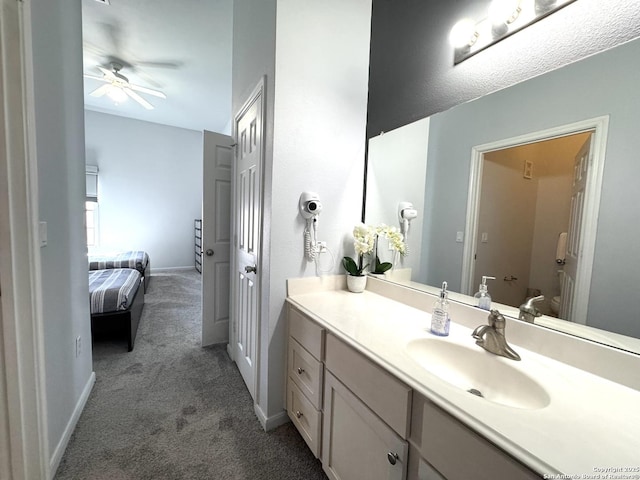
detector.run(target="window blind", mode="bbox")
[86,165,98,201]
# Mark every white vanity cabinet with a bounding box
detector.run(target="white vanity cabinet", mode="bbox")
[322,333,410,480]
[408,393,540,480]
[286,303,540,480]
[323,371,408,480]
[287,305,410,479]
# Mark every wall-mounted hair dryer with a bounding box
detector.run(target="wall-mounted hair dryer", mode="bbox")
[299,192,323,219]
[300,192,322,261]
[398,202,418,238]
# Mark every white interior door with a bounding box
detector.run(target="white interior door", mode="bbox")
[232,81,264,398]
[560,134,592,321]
[201,131,233,346]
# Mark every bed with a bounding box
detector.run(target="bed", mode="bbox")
[89,268,145,352]
[88,250,151,293]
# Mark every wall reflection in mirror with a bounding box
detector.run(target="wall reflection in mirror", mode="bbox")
[365,37,640,355]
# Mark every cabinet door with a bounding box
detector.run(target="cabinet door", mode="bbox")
[411,394,540,480]
[322,371,408,480]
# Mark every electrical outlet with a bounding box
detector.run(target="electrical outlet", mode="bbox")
[75,336,81,358]
[316,241,327,253]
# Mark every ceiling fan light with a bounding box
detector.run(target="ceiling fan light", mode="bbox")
[106,85,127,103]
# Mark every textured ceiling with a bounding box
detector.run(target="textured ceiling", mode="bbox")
[82,0,233,133]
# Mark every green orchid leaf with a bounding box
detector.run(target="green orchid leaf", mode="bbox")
[342,256,359,276]
[376,262,393,273]
[372,255,392,274]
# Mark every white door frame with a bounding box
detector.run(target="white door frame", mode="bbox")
[461,116,609,324]
[0,0,49,477]
[229,77,266,403]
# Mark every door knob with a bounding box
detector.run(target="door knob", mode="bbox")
[387,452,399,465]
[245,265,257,274]
[206,249,214,256]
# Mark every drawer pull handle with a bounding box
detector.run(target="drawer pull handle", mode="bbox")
[387,452,399,465]
[295,410,303,419]
[297,367,305,375]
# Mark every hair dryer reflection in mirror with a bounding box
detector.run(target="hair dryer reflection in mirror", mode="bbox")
[398,201,418,256]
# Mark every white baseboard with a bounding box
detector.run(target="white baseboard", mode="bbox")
[150,266,196,273]
[254,404,290,432]
[48,371,96,479]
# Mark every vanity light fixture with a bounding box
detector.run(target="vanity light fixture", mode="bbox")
[449,18,479,50]
[450,0,577,65]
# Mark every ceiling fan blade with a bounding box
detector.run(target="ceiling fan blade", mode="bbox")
[136,60,183,70]
[123,87,154,110]
[83,73,109,82]
[89,84,111,97]
[83,41,105,57]
[129,68,163,89]
[100,22,123,55]
[129,84,167,99]
[97,66,116,78]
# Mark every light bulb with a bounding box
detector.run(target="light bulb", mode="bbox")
[107,85,127,103]
[535,0,558,13]
[449,18,478,49]
[488,0,521,26]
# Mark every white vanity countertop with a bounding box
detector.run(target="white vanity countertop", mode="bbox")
[286,288,640,477]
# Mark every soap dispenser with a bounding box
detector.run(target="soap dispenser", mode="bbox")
[474,276,496,310]
[430,281,450,336]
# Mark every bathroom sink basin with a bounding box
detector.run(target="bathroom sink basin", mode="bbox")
[405,338,550,410]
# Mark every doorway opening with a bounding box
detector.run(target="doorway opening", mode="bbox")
[461,116,609,324]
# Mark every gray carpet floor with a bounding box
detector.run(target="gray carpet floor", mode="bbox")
[54,270,327,480]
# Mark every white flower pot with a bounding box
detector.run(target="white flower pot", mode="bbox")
[346,274,367,293]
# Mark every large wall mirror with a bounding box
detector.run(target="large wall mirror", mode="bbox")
[365,37,640,355]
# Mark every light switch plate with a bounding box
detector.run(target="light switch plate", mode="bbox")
[39,221,47,247]
[455,231,464,243]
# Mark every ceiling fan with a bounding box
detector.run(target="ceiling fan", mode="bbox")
[84,62,166,110]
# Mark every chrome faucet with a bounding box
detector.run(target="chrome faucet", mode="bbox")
[519,295,544,323]
[472,309,521,361]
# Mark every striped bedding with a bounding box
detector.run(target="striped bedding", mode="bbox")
[88,250,149,273]
[89,268,141,314]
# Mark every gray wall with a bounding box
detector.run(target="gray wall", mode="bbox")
[84,111,203,269]
[422,38,640,338]
[367,0,640,137]
[29,0,93,465]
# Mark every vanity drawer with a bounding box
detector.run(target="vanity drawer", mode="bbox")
[413,394,540,480]
[287,378,322,458]
[289,306,325,360]
[324,333,411,438]
[288,337,324,408]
